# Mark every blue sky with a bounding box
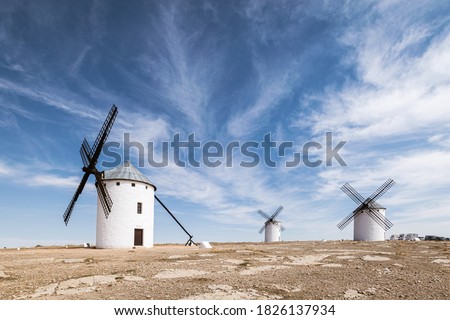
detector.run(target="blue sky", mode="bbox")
[1,0,450,247]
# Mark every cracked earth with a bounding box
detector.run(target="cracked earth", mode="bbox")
[0,241,449,300]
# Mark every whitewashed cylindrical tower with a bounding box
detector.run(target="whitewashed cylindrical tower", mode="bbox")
[353,208,386,241]
[96,161,157,249]
[265,222,282,242]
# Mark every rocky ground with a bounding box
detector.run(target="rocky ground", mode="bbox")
[0,241,449,300]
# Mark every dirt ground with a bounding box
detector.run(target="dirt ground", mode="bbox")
[0,241,449,300]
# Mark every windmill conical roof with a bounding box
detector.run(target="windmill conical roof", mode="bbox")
[103,161,157,190]
[367,202,386,210]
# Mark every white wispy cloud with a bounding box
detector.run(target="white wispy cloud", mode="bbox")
[226,71,294,138]
[305,2,450,141]
[137,2,220,128]
[26,174,81,188]
[114,112,171,143]
[0,101,42,128]
[0,54,25,72]
[0,78,101,120]
[0,160,14,176]
[227,1,310,138]
[0,159,83,189]
[0,107,17,129]
[70,46,91,75]
[428,134,450,148]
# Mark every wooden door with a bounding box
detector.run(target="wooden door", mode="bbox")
[134,229,143,246]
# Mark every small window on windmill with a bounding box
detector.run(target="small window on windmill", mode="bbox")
[116,182,120,186]
[131,183,135,187]
[145,186,148,189]
[137,202,142,214]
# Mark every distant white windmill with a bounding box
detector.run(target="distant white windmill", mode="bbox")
[337,179,395,241]
[257,206,285,242]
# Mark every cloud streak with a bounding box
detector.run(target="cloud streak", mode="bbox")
[0,79,101,120]
[0,159,82,189]
[306,2,450,141]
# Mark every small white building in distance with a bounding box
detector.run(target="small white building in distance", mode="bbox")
[265,221,282,242]
[353,207,386,241]
[96,161,157,249]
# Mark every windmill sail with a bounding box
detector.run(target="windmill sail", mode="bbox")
[63,105,118,225]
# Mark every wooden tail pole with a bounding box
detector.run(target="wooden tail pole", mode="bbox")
[154,195,197,246]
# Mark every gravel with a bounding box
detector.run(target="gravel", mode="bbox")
[0,241,449,300]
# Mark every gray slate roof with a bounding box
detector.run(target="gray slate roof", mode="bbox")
[103,161,157,190]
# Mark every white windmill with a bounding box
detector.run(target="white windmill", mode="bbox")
[257,206,285,242]
[337,179,395,241]
[96,161,157,248]
[62,105,196,248]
